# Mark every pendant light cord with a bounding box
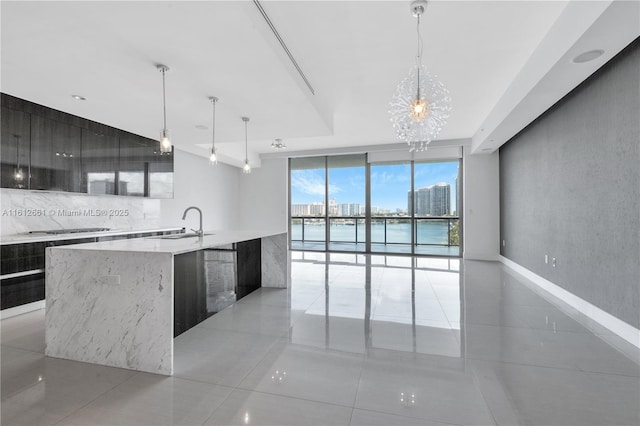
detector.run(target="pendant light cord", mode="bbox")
[15,135,20,169]
[162,68,167,131]
[211,99,216,151]
[244,120,248,160]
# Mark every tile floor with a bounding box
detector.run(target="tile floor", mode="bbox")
[1,252,639,425]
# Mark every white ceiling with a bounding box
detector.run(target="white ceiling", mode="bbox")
[1,1,638,169]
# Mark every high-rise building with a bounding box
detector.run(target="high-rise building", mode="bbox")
[409,183,451,216]
[429,183,451,216]
[414,187,431,216]
[309,202,324,216]
[290,204,309,216]
[328,199,338,216]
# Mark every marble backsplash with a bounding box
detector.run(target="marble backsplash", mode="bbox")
[0,188,161,236]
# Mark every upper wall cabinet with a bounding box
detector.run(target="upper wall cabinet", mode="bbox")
[0,94,173,198]
[30,114,82,192]
[119,131,175,197]
[82,123,119,196]
[0,106,31,190]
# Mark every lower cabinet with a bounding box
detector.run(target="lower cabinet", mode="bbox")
[173,239,261,337]
[0,229,183,311]
[1,272,44,310]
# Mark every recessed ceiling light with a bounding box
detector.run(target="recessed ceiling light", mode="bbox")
[573,49,604,64]
[71,94,86,101]
[195,124,208,130]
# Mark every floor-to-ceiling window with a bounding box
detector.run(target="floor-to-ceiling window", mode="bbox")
[290,154,461,257]
[370,161,413,253]
[290,157,326,251]
[413,160,460,256]
[327,155,366,252]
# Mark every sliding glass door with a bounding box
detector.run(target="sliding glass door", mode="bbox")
[290,157,326,251]
[370,161,413,253]
[327,155,366,252]
[289,155,461,257]
[413,161,460,256]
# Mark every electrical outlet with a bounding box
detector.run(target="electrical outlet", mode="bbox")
[544,254,548,264]
[502,239,506,247]
[552,258,557,268]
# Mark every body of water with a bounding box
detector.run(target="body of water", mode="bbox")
[291,220,457,246]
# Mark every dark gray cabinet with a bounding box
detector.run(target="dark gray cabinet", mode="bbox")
[119,132,174,198]
[0,93,173,198]
[1,106,31,189]
[81,124,119,195]
[30,114,82,192]
[174,239,262,337]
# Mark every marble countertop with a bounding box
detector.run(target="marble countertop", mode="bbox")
[0,227,184,245]
[47,229,286,256]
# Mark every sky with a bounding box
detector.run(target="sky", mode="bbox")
[291,161,459,212]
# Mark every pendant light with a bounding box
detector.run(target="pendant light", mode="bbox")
[209,97,219,164]
[157,64,172,154]
[242,117,251,174]
[389,0,451,152]
[13,134,24,182]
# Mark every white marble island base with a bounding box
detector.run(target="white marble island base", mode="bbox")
[45,231,288,375]
[46,250,174,374]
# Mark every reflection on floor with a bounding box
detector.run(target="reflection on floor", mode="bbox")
[291,241,460,256]
[1,252,638,425]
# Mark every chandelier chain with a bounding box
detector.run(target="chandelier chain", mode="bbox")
[415,14,423,99]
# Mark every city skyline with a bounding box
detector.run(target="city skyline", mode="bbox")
[291,161,459,213]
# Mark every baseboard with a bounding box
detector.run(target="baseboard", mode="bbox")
[463,251,499,261]
[0,300,45,319]
[500,256,639,349]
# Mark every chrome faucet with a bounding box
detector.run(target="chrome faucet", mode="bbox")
[181,206,203,238]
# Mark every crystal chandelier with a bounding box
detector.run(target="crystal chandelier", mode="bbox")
[389,0,451,152]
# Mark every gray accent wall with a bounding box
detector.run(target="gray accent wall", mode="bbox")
[499,38,640,328]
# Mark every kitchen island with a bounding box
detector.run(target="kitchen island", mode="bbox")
[44,230,288,375]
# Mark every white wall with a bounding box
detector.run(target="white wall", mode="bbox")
[159,150,241,232]
[462,150,500,260]
[237,158,288,233]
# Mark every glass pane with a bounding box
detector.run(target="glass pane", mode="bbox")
[81,127,117,195]
[291,157,326,250]
[371,162,411,217]
[386,219,412,244]
[416,218,450,245]
[413,161,459,217]
[327,154,365,218]
[413,160,461,256]
[327,154,365,252]
[149,161,174,198]
[87,172,116,195]
[119,172,144,196]
[371,162,412,253]
[302,218,326,242]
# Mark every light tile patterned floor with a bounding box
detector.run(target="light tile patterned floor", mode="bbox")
[1,252,638,425]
